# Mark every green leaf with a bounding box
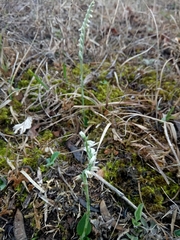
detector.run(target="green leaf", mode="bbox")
[131,203,144,227]
[46,151,60,167]
[161,106,175,122]
[0,177,7,190]
[126,233,139,240]
[28,69,49,90]
[77,212,91,237]
[134,203,144,222]
[174,229,180,237]
[132,219,141,227]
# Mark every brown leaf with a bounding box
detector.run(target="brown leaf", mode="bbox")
[66,140,85,163]
[8,170,27,188]
[100,200,112,222]
[27,123,40,139]
[33,201,42,230]
[96,169,105,178]
[100,200,124,231]
[13,209,27,240]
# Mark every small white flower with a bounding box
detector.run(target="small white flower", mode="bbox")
[86,140,96,147]
[89,155,97,165]
[89,148,96,156]
[79,131,86,139]
[84,167,99,178]
[83,144,96,155]
[13,116,33,134]
[78,130,99,177]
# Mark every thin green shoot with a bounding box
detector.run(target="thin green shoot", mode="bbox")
[77,172,91,240]
[28,69,49,90]
[161,106,175,122]
[46,151,60,167]
[63,63,67,82]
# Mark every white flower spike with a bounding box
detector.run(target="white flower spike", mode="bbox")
[13,116,33,135]
[78,131,99,178]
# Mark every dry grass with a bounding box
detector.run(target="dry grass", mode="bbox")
[1,0,180,239]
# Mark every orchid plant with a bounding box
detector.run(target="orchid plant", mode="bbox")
[76,131,99,240]
[78,0,94,126]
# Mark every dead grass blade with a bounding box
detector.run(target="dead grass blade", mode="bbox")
[91,172,148,219]
[20,169,45,193]
[164,122,180,177]
[97,122,112,153]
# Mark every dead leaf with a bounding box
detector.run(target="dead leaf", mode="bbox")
[66,140,85,163]
[79,198,100,213]
[27,123,40,139]
[8,169,28,188]
[100,200,124,231]
[33,201,42,230]
[13,209,27,240]
[100,200,112,222]
[51,125,62,137]
[83,72,98,85]
[96,169,105,178]
[62,98,74,111]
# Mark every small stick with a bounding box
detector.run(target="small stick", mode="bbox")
[91,171,148,219]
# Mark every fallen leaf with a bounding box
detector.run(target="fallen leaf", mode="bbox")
[96,169,105,178]
[66,140,85,163]
[100,200,124,231]
[52,128,61,137]
[13,209,27,240]
[100,200,112,222]
[27,123,40,139]
[33,201,42,230]
[79,197,100,213]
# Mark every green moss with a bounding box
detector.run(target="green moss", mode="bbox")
[82,109,102,125]
[0,107,11,124]
[139,71,180,100]
[15,183,28,203]
[38,130,54,142]
[39,164,46,173]
[114,64,180,101]
[104,148,180,214]
[23,148,43,168]
[141,185,155,196]
[72,63,91,77]
[0,140,15,169]
[0,146,8,168]
[11,97,23,112]
[18,79,30,88]
[91,82,124,103]
[104,161,120,181]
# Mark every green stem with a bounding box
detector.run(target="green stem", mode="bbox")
[80,172,90,240]
[80,56,86,125]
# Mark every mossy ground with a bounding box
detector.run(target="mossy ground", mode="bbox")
[1,63,180,212]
